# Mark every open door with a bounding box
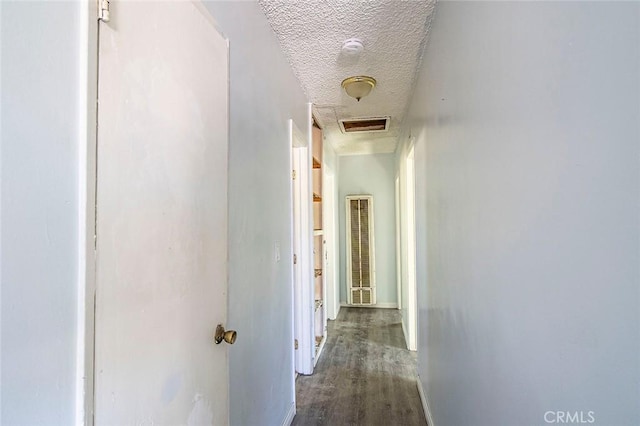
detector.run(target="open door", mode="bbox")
[94,1,231,423]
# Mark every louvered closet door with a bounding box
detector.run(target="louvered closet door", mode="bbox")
[347,196,376,305]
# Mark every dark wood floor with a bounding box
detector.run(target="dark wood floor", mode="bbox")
[292,308,427,426]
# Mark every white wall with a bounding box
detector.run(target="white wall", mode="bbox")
[404,2,640,425]
[204,3,309,425]
[338,154,397,306]
[1,1,84,423]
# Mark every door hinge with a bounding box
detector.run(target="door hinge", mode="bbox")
[294,339,298,350]
[292,170,297,180]
[98,0,110,22]
[293,254,297,265]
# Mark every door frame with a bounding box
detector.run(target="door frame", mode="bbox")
[290,118,314,375]
[323,169,339,320]
[78,1,98,424]
[405,145,418,351]
[395,175,402,312]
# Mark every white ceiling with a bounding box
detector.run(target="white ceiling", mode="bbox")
[259,0,436,155]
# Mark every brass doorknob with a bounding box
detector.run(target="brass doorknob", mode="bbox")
[214,324,237,345]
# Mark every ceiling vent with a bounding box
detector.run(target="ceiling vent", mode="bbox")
[338,117,390,134]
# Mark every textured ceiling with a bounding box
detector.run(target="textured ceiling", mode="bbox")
[259,0,436,155]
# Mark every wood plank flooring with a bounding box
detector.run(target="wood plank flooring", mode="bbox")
[293,308,427,426]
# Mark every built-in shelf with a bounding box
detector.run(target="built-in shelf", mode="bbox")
[313,229,323,236]
[312,157,321,169]
[313,193,322,202]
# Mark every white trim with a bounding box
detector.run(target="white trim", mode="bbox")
[401,316,410,351]
[340,302,397,309]
[0,0,2,411]
[314,335,327,367]
[287,119,297,416]
[281,401,296,426]
[405,146,417,351]
[416,375,435,426]
[291,143,302,374]
[323,170,339,321]
[395,176,402,311]
[77,2,98,424]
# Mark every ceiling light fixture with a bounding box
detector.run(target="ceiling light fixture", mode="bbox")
[341,76,376,102]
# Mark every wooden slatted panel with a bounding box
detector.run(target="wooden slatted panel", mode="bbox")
[350,199,361,288]
[361,289,372,305]
[347,196,375,306]
[351,289,361,305]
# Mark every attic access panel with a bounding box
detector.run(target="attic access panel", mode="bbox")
[338,117,390,134]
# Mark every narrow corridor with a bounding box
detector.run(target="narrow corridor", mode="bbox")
[293,308,427,426]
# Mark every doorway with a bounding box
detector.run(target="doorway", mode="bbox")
[290,119,314,376]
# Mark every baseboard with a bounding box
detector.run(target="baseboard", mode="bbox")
[314,335,327,367]
[281,401,296,426]
[340,302,398,309]
[401,318,410,350]
[416,375,434,426]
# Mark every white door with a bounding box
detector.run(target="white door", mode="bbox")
[94,1,230,424]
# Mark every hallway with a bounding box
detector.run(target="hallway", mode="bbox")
[293,308,427,426]
[3,1,639,424]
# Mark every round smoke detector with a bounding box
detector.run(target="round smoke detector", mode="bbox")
[342,38,364,55]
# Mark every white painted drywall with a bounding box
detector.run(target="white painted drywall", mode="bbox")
[404,2,640,425]
[203,2,309,425]
[1,1,83,423]
[338,154,397,306]
[323,136,338,174]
